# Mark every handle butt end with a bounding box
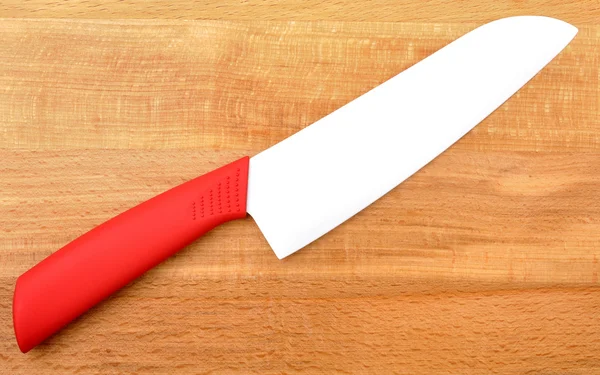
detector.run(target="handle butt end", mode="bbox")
[14,276,34,353]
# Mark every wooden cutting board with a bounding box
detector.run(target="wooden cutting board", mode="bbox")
[1,2,599,374]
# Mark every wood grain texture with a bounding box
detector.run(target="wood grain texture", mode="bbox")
[1,11,599,375]
[0,20,598,152]
[1,0,600,24]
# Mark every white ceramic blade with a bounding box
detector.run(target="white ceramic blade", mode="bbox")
[247,16,577,259]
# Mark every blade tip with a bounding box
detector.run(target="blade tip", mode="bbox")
[499,15,578,38]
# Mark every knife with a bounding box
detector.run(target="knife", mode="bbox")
[13,16,577,353]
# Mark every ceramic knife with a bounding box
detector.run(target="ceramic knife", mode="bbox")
[13,16,577,353]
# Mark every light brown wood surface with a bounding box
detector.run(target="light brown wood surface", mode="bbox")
[0,2,599,374]
[2,0,600,24]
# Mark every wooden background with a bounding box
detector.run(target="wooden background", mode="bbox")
[1,1,599,374]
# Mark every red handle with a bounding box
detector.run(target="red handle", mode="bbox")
[13,156,249,353]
